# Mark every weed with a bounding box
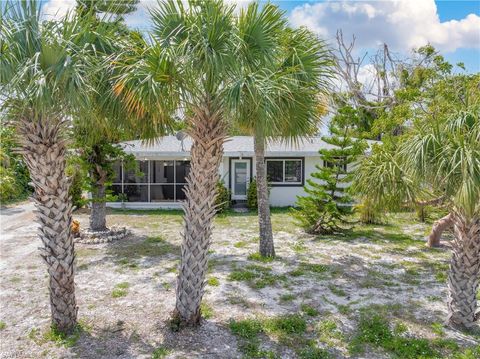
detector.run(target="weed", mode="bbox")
[207,277,220,286]
[248,252,275,263]
[200,302,214,319]
[300,304,319,317]
[328,284,347,297]
[431,322,445,337]
[0,321,5,330]
[265,314,307,335]
[151,347,171,359]
[229,318,263,339]
[279,294,295,303]
[112,282,129,298]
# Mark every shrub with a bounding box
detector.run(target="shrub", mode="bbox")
[67,164,86,209]
[0,166,19,203]
[355,198,383,224]
[247,177,258,209]
[215,180,231,212]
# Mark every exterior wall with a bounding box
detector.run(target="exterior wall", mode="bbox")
[107,154,328,209]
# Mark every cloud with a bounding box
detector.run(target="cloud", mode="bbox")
[289,0,480,52]
[41,0,76,20]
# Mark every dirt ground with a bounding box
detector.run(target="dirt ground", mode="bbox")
[0,203,478,358]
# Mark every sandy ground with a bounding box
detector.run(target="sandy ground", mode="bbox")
[0,203,478,358]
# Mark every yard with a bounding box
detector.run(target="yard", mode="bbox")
[0,204,478,358]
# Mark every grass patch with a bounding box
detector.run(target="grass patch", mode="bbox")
[0,321,6,330]
[207,277,220,286]
[110,235,178,260]
[200,302,214,319]
[151,346,171,359]
[248,252,275,263]
[279,293,296,303]
[233,241,249,248]
[300,304,319,317]
[317,319,344,347]
[229,318,263,339]
[228,264,286,289]
[264,314,307,335]
[328,284,347,297]
[29,323,87,348]
[112,282,130,298]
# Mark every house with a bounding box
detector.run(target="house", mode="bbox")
[107,135,361,209]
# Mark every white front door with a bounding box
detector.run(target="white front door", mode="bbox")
[231,159,250,200]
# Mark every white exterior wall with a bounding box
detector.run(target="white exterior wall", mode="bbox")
[107,154,326,209]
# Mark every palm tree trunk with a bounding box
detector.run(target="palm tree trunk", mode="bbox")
[174,104,226,327]
[254,137,275,257]
[90,183,107,231]
[446,211,480,329]
[426,213,453,247]
[17,119,77,334]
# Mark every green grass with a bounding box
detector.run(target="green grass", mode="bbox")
[264,314,307,335]
[200,302,214,319]
[300,304,319,317]
[112,282,130,298]
[110,235,178,260]
[151,347,171,359]
[233,240,249,248]
[279,293,296,303]
[247,252,275,263]
[29,323,87,348]
[228,264,286,289]
[229,318,263,339]
[0,321,6,330]
[207,276,220,286]
[328,284,347,297]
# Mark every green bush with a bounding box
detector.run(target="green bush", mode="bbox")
[66,163,86,209]
[0,166,19,203]
[247,177,257,209]
[215,180,231,212]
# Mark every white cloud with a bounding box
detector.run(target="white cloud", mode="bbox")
[289,0,480,52]
[41,0,76,20]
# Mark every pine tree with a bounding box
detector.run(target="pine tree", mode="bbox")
[292,106,367,234]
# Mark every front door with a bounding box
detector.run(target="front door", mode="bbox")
[231,159,250,200]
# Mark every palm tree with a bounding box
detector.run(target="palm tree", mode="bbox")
[112,0,237,326]
[353,109,480,329]
[71,0,140,232]
[0,0,105,333]
[227,3,332,257]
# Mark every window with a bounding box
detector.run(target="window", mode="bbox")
[110,159,191,202]
[323,157,347,171]
[266,159,303,185]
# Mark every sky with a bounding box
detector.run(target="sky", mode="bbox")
[40,0,480,73]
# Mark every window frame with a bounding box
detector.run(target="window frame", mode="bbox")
[265,157,304,187]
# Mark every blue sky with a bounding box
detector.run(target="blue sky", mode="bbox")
[40,0,480,72]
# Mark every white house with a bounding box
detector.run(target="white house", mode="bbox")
[107,135,358,209]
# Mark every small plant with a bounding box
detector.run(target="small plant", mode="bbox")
[300,304,319,317]
[112,282,129,298]
[0,321,6,330]
[152,346,171,359]
[229,318,263,339]
[215,180,231,213]
[248,252,275,263]
[279,293,296,303]
[247,177,258,210]
[265,314,307,335]
[207,277,220,286]
[200,302,214,319]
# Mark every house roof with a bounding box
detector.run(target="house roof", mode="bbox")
[120,135,377,158]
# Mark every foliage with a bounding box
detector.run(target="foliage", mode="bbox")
[355,198,384,225]
[215,181,231,213]
[0,126,31,203]
[292,107,367,234]
[246,177,258,209]
[353,107,480,219]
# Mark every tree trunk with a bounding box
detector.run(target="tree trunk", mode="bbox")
[89,183,107,231]
[446,211,480,329]
[254,137,275,258]
[17,119,77,334]
[174,104,226,327]
[426,213,453,247]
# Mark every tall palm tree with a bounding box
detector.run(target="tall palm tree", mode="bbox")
[353,109,480,329]
[227,3,332,257]
[112,0,237,326]
[72,0,141,232]
[1,0,112,333]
